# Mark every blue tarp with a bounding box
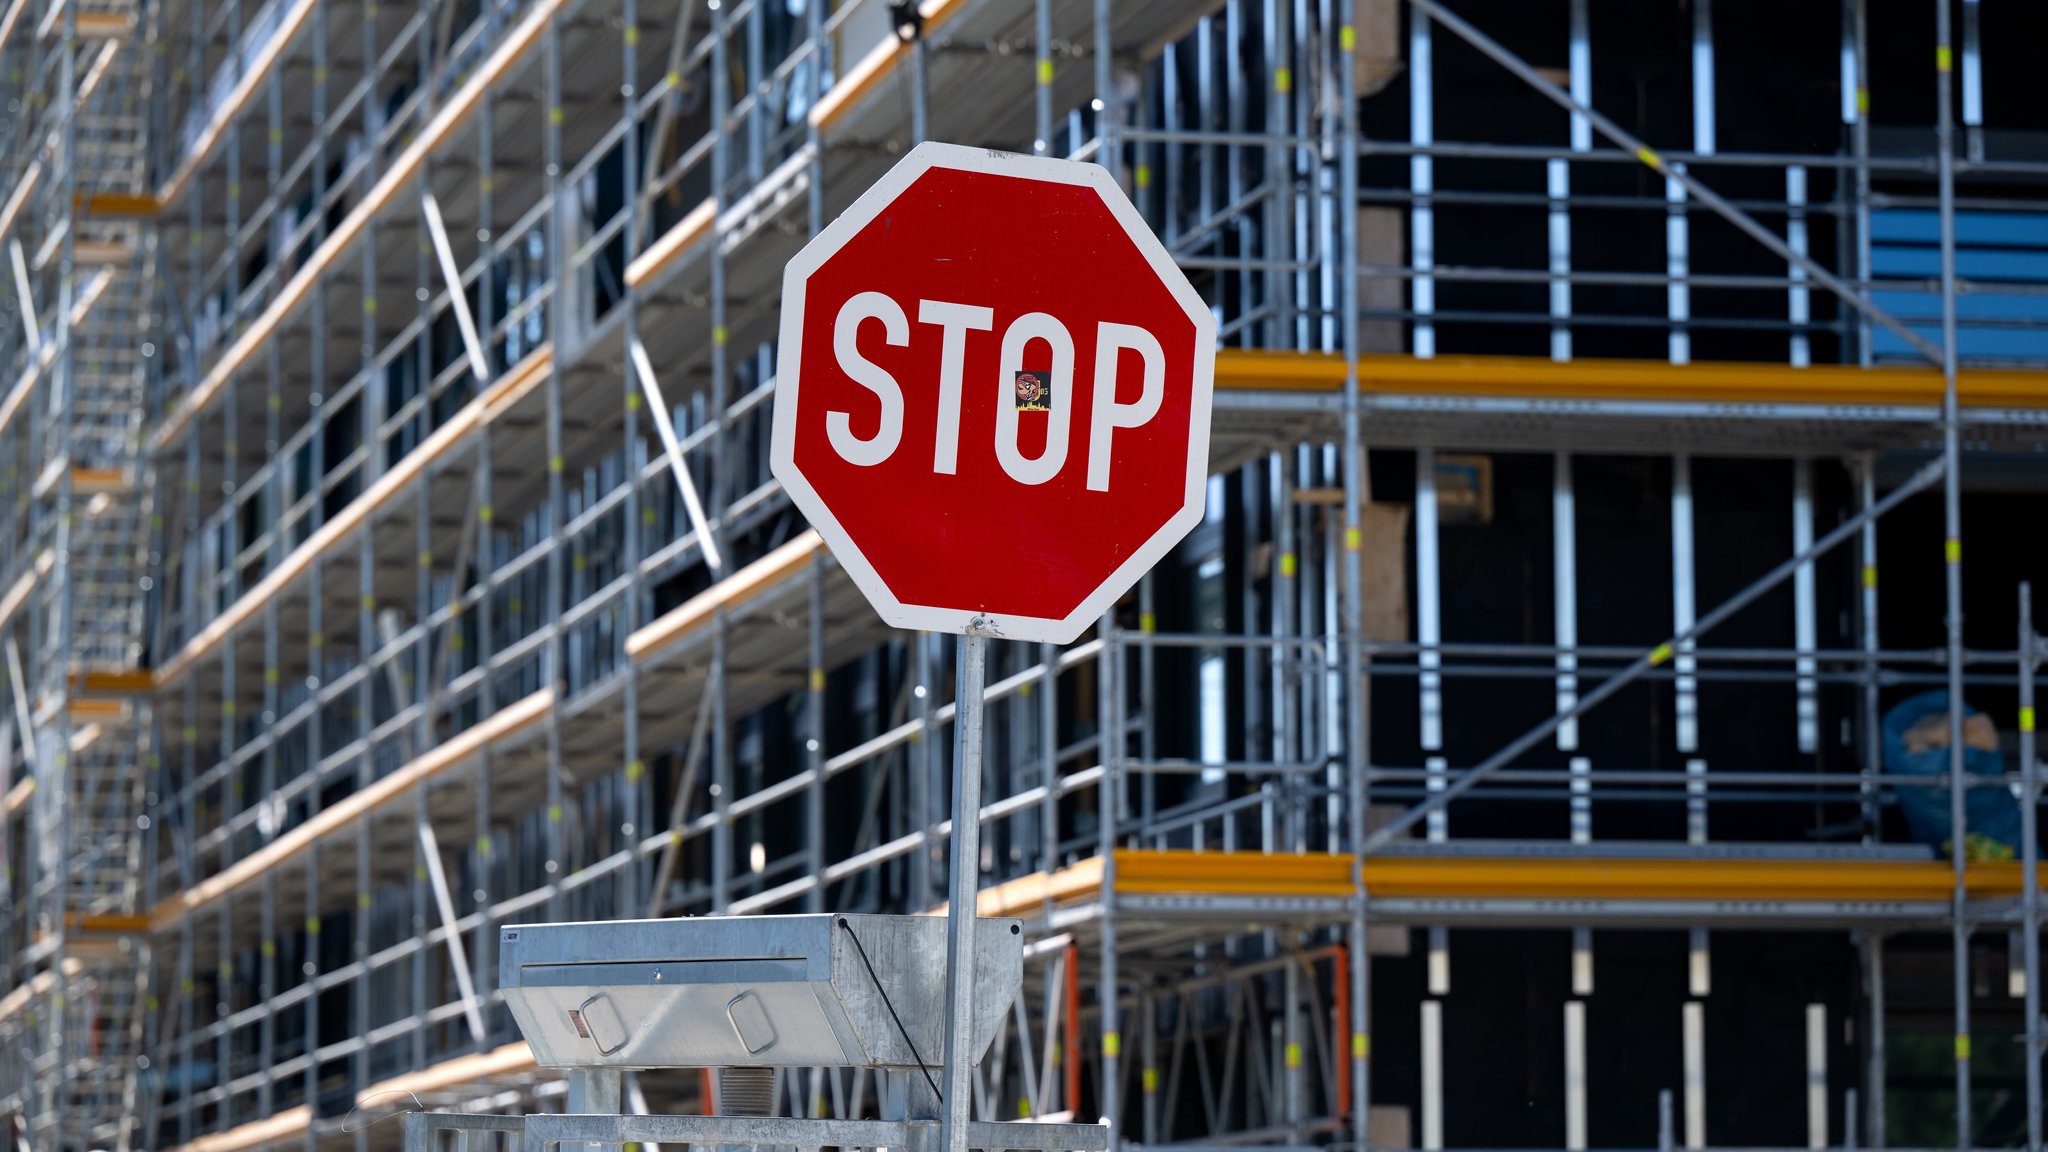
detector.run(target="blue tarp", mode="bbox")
[1881,691,2020,861]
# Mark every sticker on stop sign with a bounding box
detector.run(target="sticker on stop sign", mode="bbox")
[771,143,1217,645]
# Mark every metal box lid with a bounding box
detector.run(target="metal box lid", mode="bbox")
[498,914,1022,1070]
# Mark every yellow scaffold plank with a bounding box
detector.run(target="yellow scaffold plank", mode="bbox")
[66,698,127,722]
[75,669,153,695]
[623,196,716,291]
[1215,348,2048,411]
[161,1041,539,1152]
[163,1106,312,1152]
[77,191,158,218]
[1,777,31,820]
[974,849,2048,908]
[356,1039,536,1105]
[150,688,555,930]
[0,159,38,244]
[0,552,52,634]
[69,466,128,494]
[1360,854,2043,903]
[0,959,79,1025]
[624,530,824,662]
[1117,849,1356,898]
[68,913,153,933]
[71,8,133,38]
[152,344,552,688]
[971,857,1108,918]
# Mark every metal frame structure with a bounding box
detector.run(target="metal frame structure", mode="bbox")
[0,0,2045,1149]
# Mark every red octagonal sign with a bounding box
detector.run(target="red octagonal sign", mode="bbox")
[772,143,1217,644]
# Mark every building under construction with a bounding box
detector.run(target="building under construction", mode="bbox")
[2,0,2046,1149]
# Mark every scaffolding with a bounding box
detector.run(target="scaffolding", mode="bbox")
[1,0,2046,1149]
[0,0,158,1149]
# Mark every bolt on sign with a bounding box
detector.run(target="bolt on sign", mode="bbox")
[772,142,1217,644]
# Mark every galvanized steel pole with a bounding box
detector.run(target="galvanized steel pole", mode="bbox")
[1935,3,1970,1147]
[2021,583,2040,1152]
[1338,0,1370,1148]
[939,631,989,1152]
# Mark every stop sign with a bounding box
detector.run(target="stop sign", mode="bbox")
[771,143,1216,645]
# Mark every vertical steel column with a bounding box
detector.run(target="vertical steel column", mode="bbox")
[938,632,988,1152]
[302,337,327,1152]
[1040,638,1058,874]
[1416,449,1440,751]
[1857,456,1881,839]
[807,556,826,910]
[1864,931,1887,1148]
[803,0,828,916]
[1142,991,1161,1143]
[1565,999,1587,1150]
[474,435,498,1009]
[217,653,235,1138]
[1426,713,1447,995]
[1935,3,1971,1146]
[1671,0,1711,364]
[412,56,439,1051]
[1266,0,1294,344]
[260,607,280,1111]
[1095,0,1123,1143]
[1793,459,1818,754]
[2021,584,2040,1152]
[1420,997,1442,1150]
[1139,572,1157,838]
[1549,0,1588,363]
[46,3,80,1134]
[619,0,646,924]
[1281,957,1303,1142]
[178,678,197,1147]
[1808,1003,1829,1149]
[913,634,933,908]
[910,16,928,146]
[1035,0,1053,156]
[1407,6,1433,358]
[1275,460,1299,851]
[1678,451,1710,1002]
[1554,453,1577,750]
[1683,1000,1706,1150]
[1338,1,1371,1148]
[1959,0,1982,161]
[1788,165,1812,367]
[1845,0,1872,366]
[1673,455,1699,756]
[745,0,764,183]
[1691,1,1715,155]
[1666,161,1691,366]
[1097,616,1122,1141]
[542,0,568,920]
[708,0,734,916]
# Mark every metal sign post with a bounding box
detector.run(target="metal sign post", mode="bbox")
[939,628,989,1152]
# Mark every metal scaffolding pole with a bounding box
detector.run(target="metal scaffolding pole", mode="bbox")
[1935,3,1971,1147]
[1337,1,1370,1149]
[2021,583,2041,1152]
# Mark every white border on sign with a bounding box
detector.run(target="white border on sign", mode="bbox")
[770,141,1218,646]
